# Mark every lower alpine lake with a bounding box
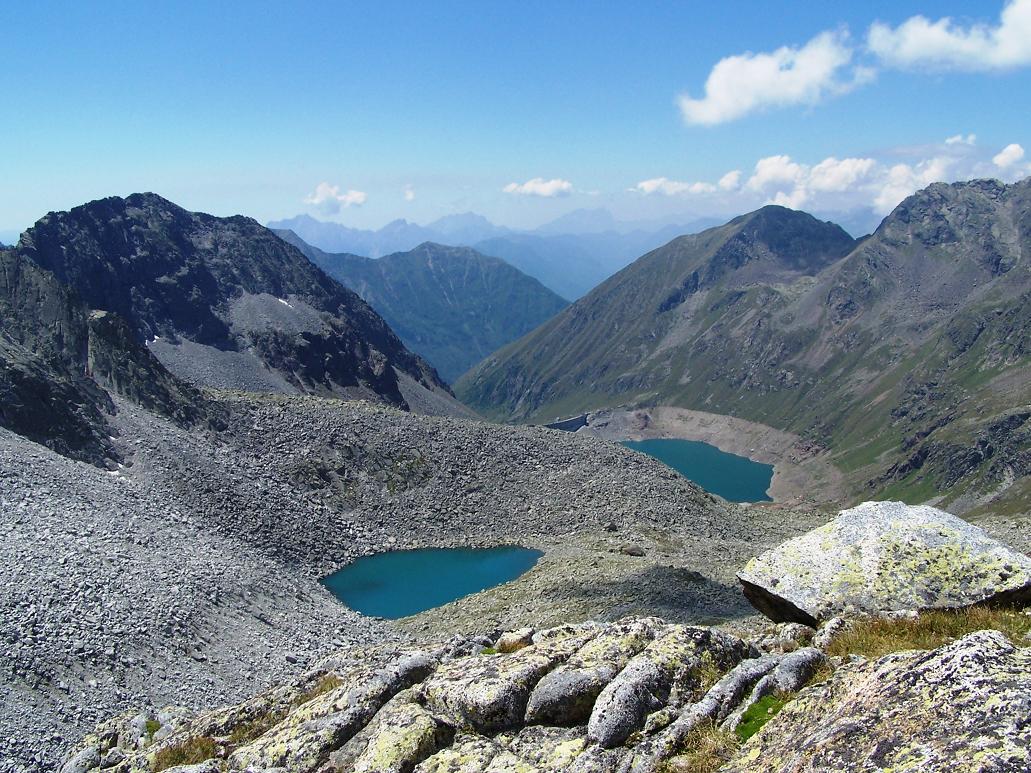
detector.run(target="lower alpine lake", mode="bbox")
[621,438,773,503]
[321,546,544,619]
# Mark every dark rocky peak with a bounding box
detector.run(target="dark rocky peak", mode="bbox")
[14,193,451,407]
[874,178,1029,269]
[722,205,856,274]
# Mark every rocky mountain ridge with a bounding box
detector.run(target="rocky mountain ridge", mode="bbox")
[277,234,569,382]
[19,193,453,410]
[457,179,1031,512]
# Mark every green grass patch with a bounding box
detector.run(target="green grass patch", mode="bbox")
[292,673,344,707]
[227,710,287,746]
[734,692,789,742]
[479,646,498,655]
[826,607,1029,659]
[659,720,740,773]
[687,651,723,701]
[144,718,161,740]
[151,736,217,771]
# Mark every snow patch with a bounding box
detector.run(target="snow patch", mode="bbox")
[277,298,294,309]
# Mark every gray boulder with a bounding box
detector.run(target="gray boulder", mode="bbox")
[587,626,752,749]
[525,619,657,726]
[738,501,1031,625]
[721,630,1031,772]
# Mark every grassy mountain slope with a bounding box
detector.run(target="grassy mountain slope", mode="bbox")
[278,235,568,383]
[457,181,1031,509]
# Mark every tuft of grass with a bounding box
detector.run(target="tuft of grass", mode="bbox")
[735,692,789,742]
[151,736,218,771]
[826,607,1029,659]
[659,720,740,773]
[479,646,498,655]
[144,718,161,740]
[227,711,286,746]
[688,651,723,700]
[292,673,344,707]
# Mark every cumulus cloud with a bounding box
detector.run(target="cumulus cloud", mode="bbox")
[678,30,865,125]
[633,177,716,196]
[746,155,806,191]
[808,156,877,192]
[868,0,1031,71]
[502,177,574,197]
[304,182,367,214]
[718,170,742,191]
[993,142,1025,168]
[872,156,955,213]
[403,184,416,202]
[629,136,1023,223]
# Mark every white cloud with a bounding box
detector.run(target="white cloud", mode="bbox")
[945,133,977,146]
[403,184,416,202]
[746,154,877,211]
[747,155,806,191]
[872,156,955,214]
[678,30,862,125]
[633,177,716,196]
[502,177,574,197]
[772,188,809,209]
[993,142,1025,168]
[304,182,367,214]
[808,156,877,191]
[718,170,742,191]
[868,0,1031,71]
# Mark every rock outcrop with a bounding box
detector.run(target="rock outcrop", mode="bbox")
[61,615,1031,773]
[60,619,758,773]
[738,501,1031,625]
[722,630,1031,772]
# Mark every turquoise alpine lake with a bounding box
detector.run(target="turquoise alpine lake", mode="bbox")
[621,438,773,503]
[321,546,544,619]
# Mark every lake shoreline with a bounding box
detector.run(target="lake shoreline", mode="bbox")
[577,406,845,506]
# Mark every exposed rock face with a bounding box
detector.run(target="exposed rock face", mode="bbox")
[61,619,757,773]
[0,247,216,465]
[738,501,1031,625]
[457,179,1031,511]
[64,618,1031,773]
[17,193,453,410]
[723,630,1031,772]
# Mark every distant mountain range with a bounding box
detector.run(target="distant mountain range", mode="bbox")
[0,193,469,465]
[276,233,568,382]
[268,210,720,300]
[458,180,1031,514]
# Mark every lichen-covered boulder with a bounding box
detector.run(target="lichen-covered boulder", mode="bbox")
[327,691,453,773]
[414,733,506,772]
[525,619,658,726]
[229,652,437,771]
[420,627,595,733]
[738,501,1031,625]
[587,626,752,749]
[722,630,1031,772]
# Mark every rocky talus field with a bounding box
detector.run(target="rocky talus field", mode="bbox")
[61,502,1031,773]
[2,391,821,772]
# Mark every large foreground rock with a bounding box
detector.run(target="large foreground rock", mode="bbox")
[738,501,1031,625]
[723,630,1031,772]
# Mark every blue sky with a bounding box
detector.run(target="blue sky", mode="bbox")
[2,0,1030,236]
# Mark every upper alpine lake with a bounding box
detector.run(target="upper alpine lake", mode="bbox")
[321,546,543,619]
[621,439,773,502]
